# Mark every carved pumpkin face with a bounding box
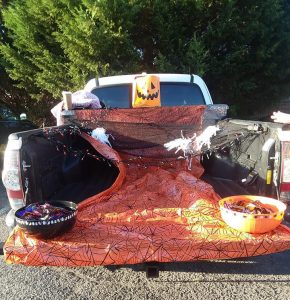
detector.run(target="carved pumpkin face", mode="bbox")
[133,75,161,108]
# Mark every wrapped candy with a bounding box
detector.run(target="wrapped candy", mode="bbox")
[224,200,274,214]
[18,203,72,221]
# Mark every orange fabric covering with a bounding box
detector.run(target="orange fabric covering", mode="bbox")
[4,135,290,266]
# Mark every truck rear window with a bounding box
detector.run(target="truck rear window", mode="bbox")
[92,84,131,108]
[92,82,205,108]
[161,83,205,106]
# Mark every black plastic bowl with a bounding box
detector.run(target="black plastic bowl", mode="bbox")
[15,201,77,239]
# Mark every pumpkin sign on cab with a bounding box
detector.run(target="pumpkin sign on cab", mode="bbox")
[132,75,161,108]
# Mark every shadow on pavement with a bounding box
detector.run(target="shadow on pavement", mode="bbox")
[105,249,290,278]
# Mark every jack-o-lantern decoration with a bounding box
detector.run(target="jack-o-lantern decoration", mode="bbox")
[132,75,161,108]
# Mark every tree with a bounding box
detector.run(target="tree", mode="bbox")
[202,0,290,117]
[0,0,26,115]
[1,0,141,97]
[151,0,290,117]
[1,0,290,120]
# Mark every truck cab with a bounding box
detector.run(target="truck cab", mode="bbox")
[83,73,213,108]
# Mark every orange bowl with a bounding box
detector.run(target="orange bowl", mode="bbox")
[219,195,286,234]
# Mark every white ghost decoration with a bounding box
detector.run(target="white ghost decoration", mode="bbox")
[91,128,112,147]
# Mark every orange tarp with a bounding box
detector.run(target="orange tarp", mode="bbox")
[4,134,290,266]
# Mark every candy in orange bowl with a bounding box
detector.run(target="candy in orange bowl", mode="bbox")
[219,195,287,234]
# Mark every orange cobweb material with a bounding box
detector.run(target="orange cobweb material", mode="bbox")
[4,135,290,266]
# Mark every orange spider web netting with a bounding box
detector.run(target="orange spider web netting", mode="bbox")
[4,133,290,266]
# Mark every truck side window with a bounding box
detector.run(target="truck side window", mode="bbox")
[92,85,131,108]
[160,83,205,106]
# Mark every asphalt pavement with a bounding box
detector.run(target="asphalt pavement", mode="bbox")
[0,183,289,300]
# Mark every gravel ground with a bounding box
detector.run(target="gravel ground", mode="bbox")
[0,183,290,300]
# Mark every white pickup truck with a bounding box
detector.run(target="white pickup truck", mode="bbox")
[2,73,290,228]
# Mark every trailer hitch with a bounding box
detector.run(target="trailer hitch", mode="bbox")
[145,263,160,278]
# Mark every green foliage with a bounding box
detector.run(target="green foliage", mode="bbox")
[0,0,32,118]
[1,0,290,121]
[202,0,290,117]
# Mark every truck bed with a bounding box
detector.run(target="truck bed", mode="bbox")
[16,118,283,205]
[4,135,290,267]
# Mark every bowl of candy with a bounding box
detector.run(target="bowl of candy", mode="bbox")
[15,201,77,239]
[219,195,286,233]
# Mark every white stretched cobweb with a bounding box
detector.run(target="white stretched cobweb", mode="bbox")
[164,126,220,168]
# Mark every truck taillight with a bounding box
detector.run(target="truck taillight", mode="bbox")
[1,137,24,210]
[280,141,290,202]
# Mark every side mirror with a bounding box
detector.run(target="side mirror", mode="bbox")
[20,113,27,120]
